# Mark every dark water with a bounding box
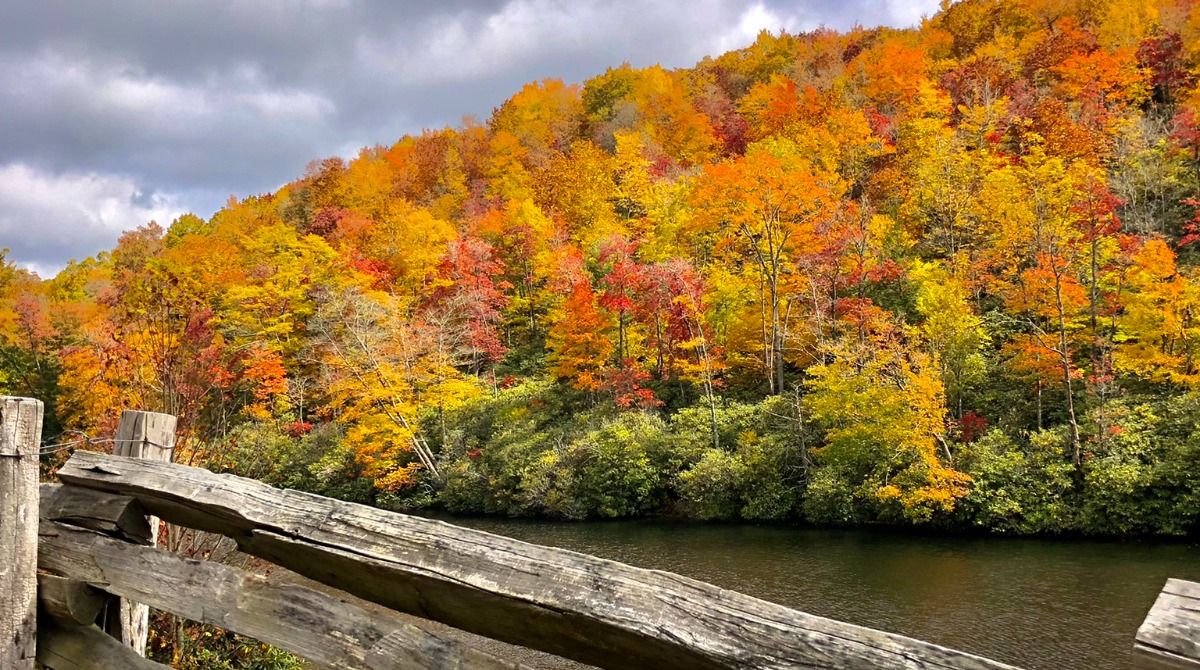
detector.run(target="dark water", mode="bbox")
[439,517,1199,670]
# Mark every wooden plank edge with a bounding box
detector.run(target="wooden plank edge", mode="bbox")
[1133,641,1200,670]
[37,574,108,626]
[38,520,532,670]
[1162,579,1200,601]
[40,483,151,545]
[36,620,167,670]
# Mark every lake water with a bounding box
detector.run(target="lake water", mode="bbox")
[439,517,1199,670]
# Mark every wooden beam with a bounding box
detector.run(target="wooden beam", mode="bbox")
[40,484,151,544]
[36,620,169,670]
[1134,578,1200,669]
[57,451,1022,670]
[38,574,108,626]
[38,520,531,670]
[38,485,142,631]
[108,409,176,656]
[0,397,43,670]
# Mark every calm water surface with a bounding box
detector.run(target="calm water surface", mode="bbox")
[438,517,1198,670]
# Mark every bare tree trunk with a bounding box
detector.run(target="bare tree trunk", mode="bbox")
[759,277,772,393]
[771,280,785,395]
[1054,277,1083,467]
[684,315,720,451]
[1036,379,1043,431]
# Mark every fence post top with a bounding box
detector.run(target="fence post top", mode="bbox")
[119,409,176,420]
[0,396,44,406]
[0,398,44,457]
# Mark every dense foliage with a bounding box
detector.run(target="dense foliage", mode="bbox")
[7,0,1200,537]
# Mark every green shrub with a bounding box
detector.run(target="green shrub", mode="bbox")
[566,413,663,517]
[673,399,804,521]
[677,449,748,520]
[959,429,1076,534]
[737,436,799,521]
[801,465,858,525]
[440,459,492,513]
[151,622,303,670]
[1077,397,1200,536]
[518,449,583,518]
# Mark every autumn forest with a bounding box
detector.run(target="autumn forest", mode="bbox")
[6,0,1200,537]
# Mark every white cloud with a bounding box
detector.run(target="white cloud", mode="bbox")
[0,163,182,276]
[355,0,757,85]
[882,0,942,27]
[2,50,335,133]
[357,0,612,83]
[717,3,808,54]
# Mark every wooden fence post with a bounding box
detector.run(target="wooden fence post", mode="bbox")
[106,409,176,657]
[0,397,44,670]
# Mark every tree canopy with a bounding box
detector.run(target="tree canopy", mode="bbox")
[8,0,1200,536]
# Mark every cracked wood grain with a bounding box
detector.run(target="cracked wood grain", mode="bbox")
[0,397,42,670]
[38,519,531,670]
[1135,578,1200,669]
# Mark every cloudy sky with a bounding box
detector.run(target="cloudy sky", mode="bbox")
[0,0,939,276]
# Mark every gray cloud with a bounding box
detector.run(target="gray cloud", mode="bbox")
[0,0,939,275]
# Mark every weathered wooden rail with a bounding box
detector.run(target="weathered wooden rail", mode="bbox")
[1,396,1196,669]
[1135,579,1200,669]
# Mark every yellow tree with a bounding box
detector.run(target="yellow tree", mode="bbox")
[1114,239,1200,385]
[582,64,717,166]
[219,222,339,364]
[805,299,970,523]
[491,78,584,167]
[484,130,534,202]
[691,138,843,393]
[533,140,621,248]
[897,110,1002,260]
[909,260,989,420]
[311,287,481,489]
[330,201,456,300]
[978,144,1102,464]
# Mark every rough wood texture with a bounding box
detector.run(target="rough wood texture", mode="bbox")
[38,574,108,626]
[270,565,597,670]
[0,396,43,670]
[38,520,531,670]
[36,619,168,670]
[109,409,176,656]
[112,409,176,462]
[1134,579,1200,669]
[40,483,151,544]
[58,451,1022,670]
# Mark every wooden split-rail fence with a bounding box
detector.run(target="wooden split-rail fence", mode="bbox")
[0,396,1196,670]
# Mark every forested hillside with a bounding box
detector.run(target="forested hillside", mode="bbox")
[5,0,1200,535]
